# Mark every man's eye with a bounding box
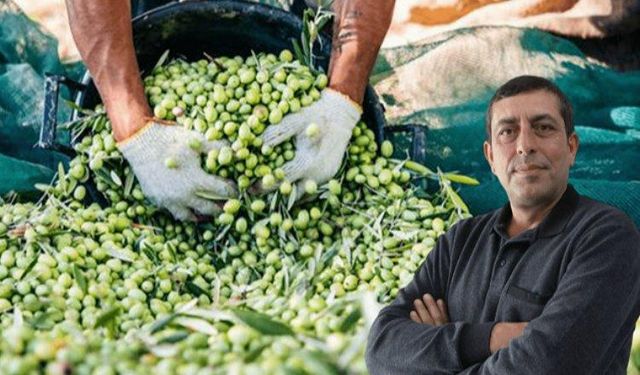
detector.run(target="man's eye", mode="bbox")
[536,124,553,132]
[499,129,513,136]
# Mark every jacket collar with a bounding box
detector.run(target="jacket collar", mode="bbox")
[493,184,579,241]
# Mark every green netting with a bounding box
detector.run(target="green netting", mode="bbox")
[0,0,80,195]
[0,153,55,196]
[372,26,640,226]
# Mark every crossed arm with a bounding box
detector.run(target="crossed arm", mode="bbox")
[409,293,527,355]
[366,217,640,375]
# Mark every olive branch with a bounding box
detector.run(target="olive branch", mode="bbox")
[292,0,334,73]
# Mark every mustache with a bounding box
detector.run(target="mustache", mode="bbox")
[509,155,550,173]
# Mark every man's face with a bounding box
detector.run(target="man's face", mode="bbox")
[483,90,578,208]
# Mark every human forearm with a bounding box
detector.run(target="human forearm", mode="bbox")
[460,220,640,374]
[328,0,395,105]
[366,230,496,373]
[372,296,525,373]
[66,0,151,141]
[489,322,527,353]
[367,305,496,374]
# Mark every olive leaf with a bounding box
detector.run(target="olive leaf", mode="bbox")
[66,177,78,196]
[403,160,434,176]
[185,279,208,298]
[63,99,96,116]
[34,183,53,193]
[18,256,38,281]
[183,307,235,323]
[165,242,177,262]
[94,169,118,189]
[13,306,24,327]
[92,114,108,133]
[287,184,297,211]
[447,186,469,213]
[110,170,123,187]
[215,224,232,242]
[138,239,160,266]
[156,331,190,345]
[270,190,279,211]
[297,350,344,375]
[300,10,311,67]
[154,49,171,70]
[338,308,361,333]
[73,264,88,294]
[232,308,294,336]
[195,191,228,201]
[95,306,121,328]
[319,244,339,267]
[442,173,479,186]
[142,246,159,265]
[105,245,134,263]
[291,39,305,68]
[124,167,135,197]
[57,162,67,192]
[150,313,178,334]
[174,316,218,335]
[244,341,270,362]
[293,1,334,73]
[148,344,179,358]
[29,312,56,330]
[250,50,263,72]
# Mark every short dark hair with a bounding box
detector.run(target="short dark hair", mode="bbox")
[485,75,574,142]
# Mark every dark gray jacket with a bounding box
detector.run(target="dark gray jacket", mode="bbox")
[366,185,640,374]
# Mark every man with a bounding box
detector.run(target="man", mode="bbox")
[366,75,640,374]
[65,0,395,220]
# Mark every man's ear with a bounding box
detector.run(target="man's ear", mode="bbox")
[483,140,496,174]
[568,132,579,166]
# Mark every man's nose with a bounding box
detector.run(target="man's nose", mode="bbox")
[517,123,537,155]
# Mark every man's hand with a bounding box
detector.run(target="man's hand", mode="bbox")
[266,0,394,190]
[260,89,361,188]
[118,120,237,221]
[409,293,449,326]
[489,322,528,353]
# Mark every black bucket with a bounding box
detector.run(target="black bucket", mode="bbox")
[39,0,429,185]
[40,1,385,149]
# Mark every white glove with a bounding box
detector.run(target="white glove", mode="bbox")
[118,120,236,221]
[261,89,362,187]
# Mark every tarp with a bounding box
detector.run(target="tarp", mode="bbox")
[371,25,640,226]
[385,0,640,47]
[0,0,80,195]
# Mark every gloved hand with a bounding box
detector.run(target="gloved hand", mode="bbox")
[118,120,236,221]
[261,89,362,189]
